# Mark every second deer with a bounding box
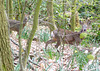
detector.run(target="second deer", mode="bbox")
[9,17,27,33]
[45,22,88,50]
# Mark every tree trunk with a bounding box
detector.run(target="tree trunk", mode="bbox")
[6,0,13,19]
[15,0,22,20]
[0,0,14,71]
[22,0,42,70]
[63,0,67,28]
[47,0,57,32]
[9,0,13,19]
[70,0,76,32]
[76,11,80,27]
[18,1,27,71]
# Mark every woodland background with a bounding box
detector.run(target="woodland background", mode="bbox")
[0,0,100,71]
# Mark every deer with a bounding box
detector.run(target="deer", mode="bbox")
[9,17,28,33]
[9,17,28,47]
[45,21,88,51]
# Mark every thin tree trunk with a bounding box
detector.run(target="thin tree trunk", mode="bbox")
[22,0,42,70]
[47,0,57,32]
[63,0,67,28]
[9,0,13,19]
[70,0,76,32]
[17,0,23,69]
[76,11,80,27]
[0,0,14,71]
[16,0,22,20]
[18,0,27,71]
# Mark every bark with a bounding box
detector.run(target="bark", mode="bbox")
[22,0,42,70]
[0,0,14,71]
[47,0,57,32]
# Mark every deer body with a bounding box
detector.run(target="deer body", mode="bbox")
[9,17,27,33]
[45,24,87,49]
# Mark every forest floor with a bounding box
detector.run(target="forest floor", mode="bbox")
[10,26,100,71]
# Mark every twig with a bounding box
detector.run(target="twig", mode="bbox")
[28,59,40,67]
[10,38,19,47]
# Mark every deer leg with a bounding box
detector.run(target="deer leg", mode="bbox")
[55,39,61,53]
[45,39,56,49]
[55,39,61,48]
[74,35,82,45]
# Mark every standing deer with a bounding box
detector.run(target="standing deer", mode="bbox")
[9,17,27,33]
[45,22,88,50]
[9,17,28,46]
